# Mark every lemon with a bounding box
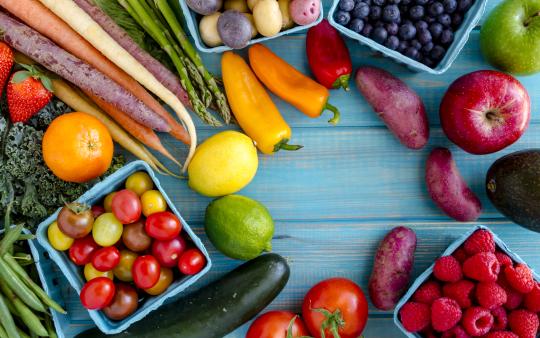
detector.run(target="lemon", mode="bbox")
[188,131,258,197]
[205,195,274,260]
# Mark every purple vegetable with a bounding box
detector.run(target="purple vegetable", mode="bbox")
[368,226,417,311]
[426,147,482,222]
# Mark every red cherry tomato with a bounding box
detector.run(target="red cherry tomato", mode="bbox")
[69,236,100,266]
[91,205,106,218]
[151,236,186,268]
[302,278,368,338]
[132,255,161,289]
[80,277,116,310]
[92,246,121,272]
[178,248,206,275]
[111,189,142,224]
[247,311,310,338]
[145,211,182,241]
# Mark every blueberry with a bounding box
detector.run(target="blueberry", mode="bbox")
[362,0,372,4]
[417,28,432,44]
[386,22,399,35]
[349,18,365,33]
[415,20,428,31]
[425,16,436,23]
[335,11,352,25]
[430,45,445,60]
[352,2,370,18]
[458,0,472,12]
[452,13,463,27]
[405,47,420,60]
[339,0,355,11]
[440,29,454,44]
[361,23,374,36]
[443,0,457,13]
[398,40,409,52]
[422,57,435,67]
[370,5,382,20]
[428,2,444,17]
[385,35,400,50]
[373,0,385,5]
[371,26,388,44]
[415,0,429,4]
[421,41,434,53]
[438,13,452,27]
[410,39,422,50]
[399,22,416,40]
[382,5,400,22]
[401,0,412,4]
[375,21,385,28]
[429,23,443,40]
[409,5,425,20]
[388,0,401,4]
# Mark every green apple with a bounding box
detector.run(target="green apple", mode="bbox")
[480,0,540,75]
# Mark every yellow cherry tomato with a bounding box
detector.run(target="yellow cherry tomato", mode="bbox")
[126,172,154,196]
[141,190,167,216]
[103,192,116,212]
[84,263,113,281]
[92,213,123,247]
[113,250,138,282]
[144,267,173,296]
[47,221,74,251]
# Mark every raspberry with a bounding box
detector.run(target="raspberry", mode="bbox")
[508,309,539,338]
[476,282,507,310]
[498,274,524,310]
[441,325,469,338]
[464,229,495,255]
[421,326,438,338]
[505,264,535,294]
[463,252,500,282]
[400,301,431,332]
[524,283,540,312]
[453,247,469,264]
[434,256,463,282]
[431,297,462,332]
[495,251,513,268]
[462,307,494,336]
[413,280,442,305]
[485,332,519,338]
[491,306,508,331]
[443,279,475,309]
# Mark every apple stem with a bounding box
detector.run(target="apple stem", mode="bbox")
[525,11,540,27]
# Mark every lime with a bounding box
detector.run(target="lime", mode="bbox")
[205,195,274,260]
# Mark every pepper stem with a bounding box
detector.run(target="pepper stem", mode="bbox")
[273,139,303,152]
[324,103,341,125]
[332,74,350,91]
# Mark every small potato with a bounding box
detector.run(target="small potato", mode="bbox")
[278,0,294,29]
[199,13,223,47]
[253,0,282,37]
[217,10,252,49]
[247,0,261,10]
[224,0,249,12]
[187,0,222,15]
[289,0,320,25]
[243,13,258,38]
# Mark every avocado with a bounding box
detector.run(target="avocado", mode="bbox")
[486,149,540,233]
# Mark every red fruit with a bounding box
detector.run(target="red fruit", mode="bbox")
[413,280,442,305]
[434,256,463,282]
[453,247,469,263]
[441,325,470,338]
[431,297,462,332]
[151,236,186,268]
[463,252,500,282]
[508,309,539,338]
[400,302,431,332]
[0,43,13,95]
[498,274,524,310]
[491,306,508,331]
[462,307,494,336]
[505,264,535,293]
[443,279,475,309]
[421,327,438,338]
[485,332,518,338]
[495,251,513,268]
[476,282,507,310]
[7,66,53,123]
[464,230,495,255]
[524,283,540,312]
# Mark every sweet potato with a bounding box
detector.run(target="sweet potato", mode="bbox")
[426,147,482,222]
[368,226,417,310]
[355,66,429,149]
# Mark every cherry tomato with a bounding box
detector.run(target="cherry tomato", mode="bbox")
[69,235,100,266]
[126,172,153,196]
[113,250,138,282]
[84,263,113,281]
[92,213,123,247]
[91,205,106,218]
[145,211,181,241]
[247,311,310,338]
[103,283,139,321]
[302,278,368,338]
[122,219,152,252]
[140,190,167,216]
[80,277,115,310]
[57,202,94,239]
[144,267,173,296]
[92,246,121,272]
[151,236,186,268]
[103,192,116,212]
[48,221,74,251]
[132,255,161,289]
[111,189,142,224]
[178,248,206,275]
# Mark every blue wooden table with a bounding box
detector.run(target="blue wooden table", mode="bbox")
[42,0,540,336]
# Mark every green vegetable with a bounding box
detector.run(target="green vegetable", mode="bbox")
[0,293,19,338]
[0,281,47,337]
[0,257,45,313]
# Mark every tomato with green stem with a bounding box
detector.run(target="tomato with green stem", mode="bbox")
[247,311,311,338]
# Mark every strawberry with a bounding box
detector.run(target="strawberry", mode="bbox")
[7,65,53,123]
[0,42,13,94]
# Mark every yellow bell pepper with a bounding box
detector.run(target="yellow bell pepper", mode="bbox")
[221,51,301,154]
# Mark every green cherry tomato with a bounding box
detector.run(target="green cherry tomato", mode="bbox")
[126,172,154,196]
[113,250,138,282]
[93,213,123,247]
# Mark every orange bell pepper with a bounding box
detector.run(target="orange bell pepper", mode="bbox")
[248,43,340,124]
[221,51,302,155]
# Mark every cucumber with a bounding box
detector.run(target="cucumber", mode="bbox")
[76,253,290,338]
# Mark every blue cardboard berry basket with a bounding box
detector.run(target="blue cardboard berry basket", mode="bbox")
[328,0,488,74]
[393,225,540,337]
[35,160,212,335]
[179,0,323,53]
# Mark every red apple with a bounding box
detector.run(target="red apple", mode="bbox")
[440,70,530,155]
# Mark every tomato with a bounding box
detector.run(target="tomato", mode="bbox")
[140,190,167,216]
[103,192,116,212]
[48,221,74,251]
[247,311,310,338]
[302,278,368,338]
[80,277,115,310]
[178,248,206,275]
[145,211,181,241]
[126,172,153,196]
[69,235,100,266]
[84,263,113,281]
[92,246,121,272]
[132,255,161,289]
[113,250,138,282]
[91,205,106,218]
[111,189,142,224]
[103,283,139,321]
[122,219,152,252]
[151,236,186,268]
[144,267,173,296]
[57,202,94,239]
[92,213,123,247]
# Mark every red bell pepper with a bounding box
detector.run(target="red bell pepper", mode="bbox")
[306,19,352,91]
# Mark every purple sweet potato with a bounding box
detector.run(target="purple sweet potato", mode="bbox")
[426,147,482,222]
[368,226,417,310]
[355,66,429,149]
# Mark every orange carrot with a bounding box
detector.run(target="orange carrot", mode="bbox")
[0,0,190,145]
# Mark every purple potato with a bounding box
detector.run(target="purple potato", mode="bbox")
[186,0,223,15]
[217,10,252,49]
